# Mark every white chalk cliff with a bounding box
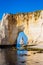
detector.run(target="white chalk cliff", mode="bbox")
[0,10,43,45]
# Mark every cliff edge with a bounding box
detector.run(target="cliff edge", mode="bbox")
[0,10,43,45]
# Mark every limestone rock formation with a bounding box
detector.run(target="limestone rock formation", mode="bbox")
[0,10,43,45]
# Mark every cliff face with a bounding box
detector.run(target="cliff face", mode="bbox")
[0,10,43,45]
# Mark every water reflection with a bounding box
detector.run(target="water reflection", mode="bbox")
[0,48,28,65]
[0,48,43,65]
[4,48,17,65]
[17,50,28,65]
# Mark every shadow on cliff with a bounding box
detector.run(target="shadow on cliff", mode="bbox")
[0,37,16,48]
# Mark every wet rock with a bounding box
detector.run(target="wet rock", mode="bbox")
[21,61,26,63]
[33,52,36,54]
[37,51,43,53]
[35,61,39,63]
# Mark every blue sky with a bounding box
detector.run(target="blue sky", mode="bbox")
[0,0,43,19]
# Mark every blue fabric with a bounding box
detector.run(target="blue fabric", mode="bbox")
[17,32,28,48]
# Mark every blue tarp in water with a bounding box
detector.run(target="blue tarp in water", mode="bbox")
[17,32,28,48]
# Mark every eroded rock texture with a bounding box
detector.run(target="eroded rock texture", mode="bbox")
[0,10,43,45]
